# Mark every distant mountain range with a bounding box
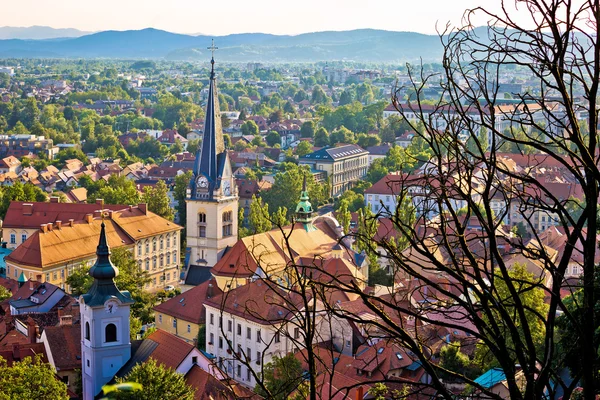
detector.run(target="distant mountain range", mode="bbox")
[0,27,445,62]
[0,26,92,40]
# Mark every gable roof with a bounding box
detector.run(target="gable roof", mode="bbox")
[300,144,368,162]
[43,324,81,371]
[153,278,222,324]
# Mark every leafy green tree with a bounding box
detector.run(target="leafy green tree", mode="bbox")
[266,130,281,147]
[174,171,193,225]
[314,127,330,147]
[0,355,68,400]
[113,358,195,400]
[0,285,11,301]
[67,248,154,323]
[300,121,315,138]
[255,354,308,400]
[439,342,480,380]
[474,263,549,370]
[366,159,389,184]
[92,175,141,206]
[335,189,364,213]
[223,134,232,149]
[241,120,259,136]
[0,181,46,219]
[271,206,289,228]
[248,195,272,234]
[261,163,327,218]
[339,90,353,106]
[337,200,351,235]
[295,141,313,157]
[141,180,174,221]
[556,266,600,388]
[251,134,266,147]
[330,126,355,144]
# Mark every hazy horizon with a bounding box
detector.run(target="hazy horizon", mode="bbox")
[0,0,519,36]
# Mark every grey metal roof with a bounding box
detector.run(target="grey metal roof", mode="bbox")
[300,144,368,161]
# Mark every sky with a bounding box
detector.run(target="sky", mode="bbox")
[0,0,517,36]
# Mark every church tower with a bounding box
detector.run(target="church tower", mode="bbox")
[80,222,134,400]
[186,43,238,269]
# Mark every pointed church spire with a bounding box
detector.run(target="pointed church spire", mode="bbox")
[192,40,225,198]
[88,221,118,280]
[82,218,133,307]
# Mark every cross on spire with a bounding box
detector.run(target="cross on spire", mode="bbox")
[208,39,218,78]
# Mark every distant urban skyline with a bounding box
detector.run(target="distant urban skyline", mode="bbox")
[2,0,524,36]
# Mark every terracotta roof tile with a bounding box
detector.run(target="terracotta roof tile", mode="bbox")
[153,278,222,324]
[146,329,195,370]
[43,324,81,370]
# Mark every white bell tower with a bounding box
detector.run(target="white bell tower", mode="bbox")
[80,222,134,399]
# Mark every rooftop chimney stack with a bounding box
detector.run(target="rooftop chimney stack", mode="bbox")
[55,220,61,230]
[49,196,59,203]
[23,203,33,216]
[68,219,74,227]
[85,214,93,224]
[138,203,147,215]
[40,224,47,233]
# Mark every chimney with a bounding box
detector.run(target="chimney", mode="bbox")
[59,315,73,326]
[40,224,48,233]
[68,219,74,227]
[207,283,214,298]
[128,205,133,212]
[93,210,102,219]
[55,220,61,230]
[96,199,104,207]
[138,203,147,215]
[356,386,364,400]
[107,210,114,220]
[46,223,53,232]
[22,203,33,216]
[27,319,37,344]
[49,196,59,203]
[85,214,93,224]
[35,274,42,283]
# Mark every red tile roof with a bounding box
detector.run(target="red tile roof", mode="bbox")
[153,278,222,324]
[3,201,126,229]
[146,329,195,370]
[42,324,81,370]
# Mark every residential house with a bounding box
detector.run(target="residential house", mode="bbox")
[0,156,22,174]
[153,278,222,344]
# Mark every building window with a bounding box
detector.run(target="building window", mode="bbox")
[228,320,232,332]
[222,211,233,237]
[209,333,214,344]
[256,351,261,365]
[274,332,280,343]
[61,269,65,278]
[247,368,252,382]
[166,234,171,248]
[167,253,171,265]
[160,255,164,267]
[159,315,162,323]
[145,260,150,271]
[192,356,198,365]
[247,327,251,339]
[53,271,57,280]
[247,347,251,361]
[152,238,157,252]
[145,240,149,253]
[153,257,157,270]
[219,317,222,328]
[237,365,241,377]
[85,322,90,340]
[187,324,191,333]
[199,226,206,238]
[45,273,50,281]
[210,313,214,325]
[294,327,300,339]
[138,242,142,254]
[10,234,15,244]
[173,318,177,329]
[160,236,164,250]
[218,337,223,349]
[237,323,241,336]
[198,213,206,223]
[21,234,26,243]
[256,329,261,343]
[105,324,117,343]
[173,251,177,264]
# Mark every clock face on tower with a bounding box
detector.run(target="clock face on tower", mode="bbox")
[197,176,208,189]
[223,180,231,196]
[105,299,119,314]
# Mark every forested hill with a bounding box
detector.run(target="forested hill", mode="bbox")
[0,28,444,62]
